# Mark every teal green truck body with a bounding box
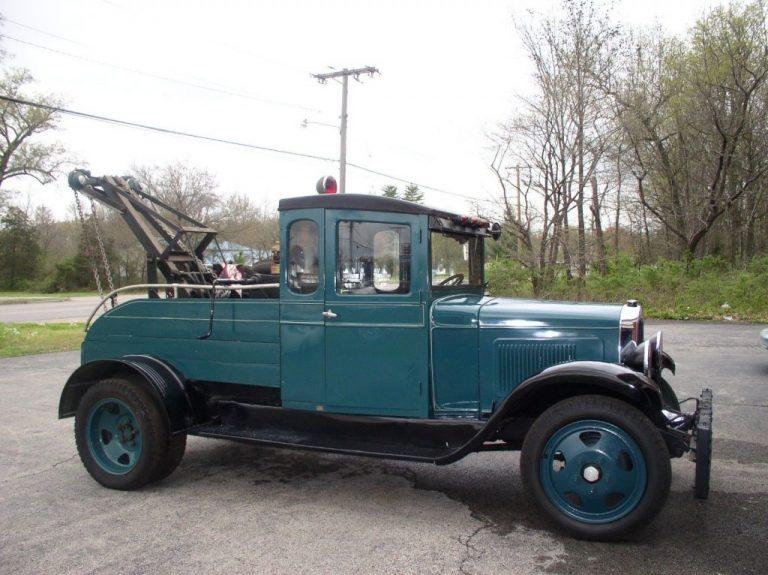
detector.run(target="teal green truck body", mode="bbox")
[80,196,626,422]
[59,181,713,540]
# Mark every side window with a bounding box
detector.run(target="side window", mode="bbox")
[287,220,320,294]
[337,221,411,295]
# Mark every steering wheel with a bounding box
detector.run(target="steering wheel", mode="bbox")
[439,273,464,286]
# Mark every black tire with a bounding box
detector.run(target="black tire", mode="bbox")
[659,377,681,411]
[151,433,187,483]
[520,395,671,541]
[75,378,176,490]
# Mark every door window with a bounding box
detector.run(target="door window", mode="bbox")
[287,220,320,294]
[336,221,411,295]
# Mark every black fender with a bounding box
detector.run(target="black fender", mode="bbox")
[436,361,664,465]
[499,360,664,417]
[58,355,195,434]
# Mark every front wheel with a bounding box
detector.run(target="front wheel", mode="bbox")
[521,395,671,541]
[75,378,186,490]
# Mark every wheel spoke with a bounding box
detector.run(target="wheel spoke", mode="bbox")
[97,408,118,430]
[612,464,640,491]
[554,433,591,462]
[578,484,612,514]
[550,462,579,493]
[101,434,127,463]
[593,432,625,457]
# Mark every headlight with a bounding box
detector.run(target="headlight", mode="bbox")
[620,300,644,348]
[643,331,663,380]
[620,331,663,380]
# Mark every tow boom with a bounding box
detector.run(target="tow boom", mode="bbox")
[67,170,217,288]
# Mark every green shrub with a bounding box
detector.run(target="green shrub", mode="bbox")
[487,255,768,322]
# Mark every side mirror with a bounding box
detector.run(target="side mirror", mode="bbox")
[490,222,502,241]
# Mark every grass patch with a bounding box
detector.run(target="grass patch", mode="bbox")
[0,322,85,358]
[486,255,768,322]
[0,290,96,298]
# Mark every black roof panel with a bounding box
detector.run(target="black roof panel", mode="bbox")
[278,193,460,219]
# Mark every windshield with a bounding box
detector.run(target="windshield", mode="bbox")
[430,232,484,287]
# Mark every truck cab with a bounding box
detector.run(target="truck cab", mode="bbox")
[59,176,712,541]
[278,193,494,419]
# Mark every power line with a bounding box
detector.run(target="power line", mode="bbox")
[0,94,337,163]
[0,34,321,113]
[2,18,89,47]
[346,161,485,202]
[0,21,487,203]
[0,94,490,204]
[4,16,313,80]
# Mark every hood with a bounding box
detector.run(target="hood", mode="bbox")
[431,295,622,331]
[479,297,622,330]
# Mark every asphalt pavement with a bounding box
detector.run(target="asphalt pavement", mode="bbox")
[0,321,766,574]
[0,295,139,324]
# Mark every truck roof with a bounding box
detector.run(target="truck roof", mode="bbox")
[278,193,459,219]
[278,193,500,238]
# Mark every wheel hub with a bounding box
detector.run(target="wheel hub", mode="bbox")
[582,464,601,483]
[117,422,137,445]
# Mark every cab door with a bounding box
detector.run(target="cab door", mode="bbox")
[323,209,428,417]
[280,209,326,409]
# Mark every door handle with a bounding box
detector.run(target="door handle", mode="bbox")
[322,309,338,319]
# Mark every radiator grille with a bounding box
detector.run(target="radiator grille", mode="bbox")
[496,341,576,392]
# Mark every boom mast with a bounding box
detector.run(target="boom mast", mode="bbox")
[67,169,217,287]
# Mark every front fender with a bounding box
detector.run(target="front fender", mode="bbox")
[435,361,664,465]
[58,355,195,433]
[505,360,664,415]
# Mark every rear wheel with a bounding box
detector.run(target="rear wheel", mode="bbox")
[521,395,671,541]
[75,378,185,490]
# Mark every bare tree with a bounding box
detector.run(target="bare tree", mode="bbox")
[607,3,768,259]
[132,162,221,226]
[218,194,279,259]
[0,69,67,191]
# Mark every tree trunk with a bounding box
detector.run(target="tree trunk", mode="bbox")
[614,152,622,256]
[576,112,587,297]
[590,176,607,274]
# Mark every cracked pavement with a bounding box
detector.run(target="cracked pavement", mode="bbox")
[0,321,766,574]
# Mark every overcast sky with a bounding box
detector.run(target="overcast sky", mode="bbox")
[2,0,722,220]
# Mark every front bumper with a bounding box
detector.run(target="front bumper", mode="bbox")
[661,389,713,499]
[692,389,713,499]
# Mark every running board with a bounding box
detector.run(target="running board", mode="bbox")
[190,402,486,463]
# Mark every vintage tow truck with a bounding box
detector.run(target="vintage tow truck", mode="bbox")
[59,170,712,540]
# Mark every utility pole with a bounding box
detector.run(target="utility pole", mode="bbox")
[506,164,529,254]
[312,66,379,194]
[515,165,522,254]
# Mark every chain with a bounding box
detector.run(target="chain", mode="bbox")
[88,197,117,307]
[73,189,108,312]
[181,235,212,297]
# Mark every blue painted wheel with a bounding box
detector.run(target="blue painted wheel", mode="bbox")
[76,379,186,490]
[540,420,647,524]
[86,398,143,475]
[521,395,671,540]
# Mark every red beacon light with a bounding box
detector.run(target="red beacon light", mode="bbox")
[316,175,338,194]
